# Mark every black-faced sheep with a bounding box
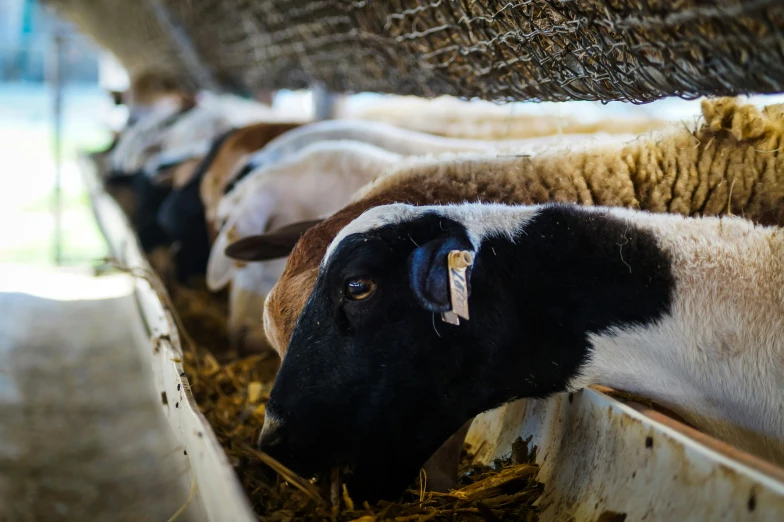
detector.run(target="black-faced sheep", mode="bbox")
[258,201,784,502]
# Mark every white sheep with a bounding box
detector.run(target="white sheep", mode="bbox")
[109,93,280,178]
[230,119,623,195]
[141,93,280,178]
[108,101,185,175]
[206,140,403,353]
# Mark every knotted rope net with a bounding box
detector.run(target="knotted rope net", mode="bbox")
[44,0,784,103]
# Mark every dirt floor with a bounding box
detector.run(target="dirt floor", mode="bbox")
[0,266,198,522]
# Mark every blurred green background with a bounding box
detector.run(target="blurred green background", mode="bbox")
[0,89,112,267]
[0,0,112,267]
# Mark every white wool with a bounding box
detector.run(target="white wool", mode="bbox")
[206,140,401,292]
[142,94,284,177]
[239,119,629,179]
[110,92,297,178]
[142,103,233,176]
[109,101,182,174]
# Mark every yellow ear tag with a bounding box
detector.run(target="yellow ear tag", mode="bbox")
[441,250,473,325]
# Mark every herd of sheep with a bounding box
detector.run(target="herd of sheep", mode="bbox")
[93,75,784,501]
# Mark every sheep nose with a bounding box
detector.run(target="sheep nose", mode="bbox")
[258,413,286,453]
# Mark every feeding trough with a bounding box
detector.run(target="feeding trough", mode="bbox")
[80,154,784,521]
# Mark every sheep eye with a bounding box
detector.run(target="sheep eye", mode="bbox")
[345,278,376,301]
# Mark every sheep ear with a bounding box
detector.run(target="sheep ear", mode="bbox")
[207,190,277,290]
[224,219,324,261]
[407,237,473,313]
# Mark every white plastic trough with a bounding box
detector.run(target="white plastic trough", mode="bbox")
[81,156,784,522]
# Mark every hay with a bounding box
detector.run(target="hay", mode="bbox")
[174,279,542,521]
[169,282,234,361]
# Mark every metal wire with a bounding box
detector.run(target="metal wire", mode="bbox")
[43,0,784,103]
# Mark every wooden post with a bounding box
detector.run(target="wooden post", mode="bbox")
[143,0,219,91]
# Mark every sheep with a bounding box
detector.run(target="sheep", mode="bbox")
[104,96,286,281]
[108,102,191,178]
[121,70,195,126]
[257,200,784,502]
[196,121,306,238]
[109,92,278,180]
[225,119,623,207]
[115,103,221,279]
[213,113,654,233]
[216,131,631,354]
[89,72,194,176]
[205,140,404,354]
[241,98,784,359]
[343,94,670,140]
[152,121,305,284]
[151,128,237,284]
[99,89,195,221]
[141,93,280,181]
[214,120,630,276]
[105,101,200,266]
[221,97,784,492]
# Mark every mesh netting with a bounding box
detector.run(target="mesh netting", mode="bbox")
[45,0,784,103]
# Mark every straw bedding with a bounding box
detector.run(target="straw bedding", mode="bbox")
[170,283,543,521]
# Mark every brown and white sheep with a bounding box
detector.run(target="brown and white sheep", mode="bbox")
[217,129,630,353]
[197,121,306,238]
[251,98,784,358]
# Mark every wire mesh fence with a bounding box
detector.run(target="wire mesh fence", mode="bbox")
[43,0,784,103]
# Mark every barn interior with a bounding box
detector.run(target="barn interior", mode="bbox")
[2,1,784,521]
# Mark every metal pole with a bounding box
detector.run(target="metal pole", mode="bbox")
[143,0,219,91]
[48,31,65,266]
[312,82,336,121]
